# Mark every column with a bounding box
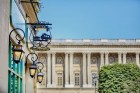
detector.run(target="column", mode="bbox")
[123,52,127,64]
[47,52,51,87]
[65,52,69,87]
[105,52,109,65]
[100,52,104,68]
[83,52,87,87]
[87,52,92,87]
[69,52,74,87]
[118,52,122,64]
[52,52,56,87]
[136,52,139,66]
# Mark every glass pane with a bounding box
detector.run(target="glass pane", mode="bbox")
[11,73,14,93]
[8,43,12,68]
[15,63,18,73]
[20,79,22,93]
[20,62,23,76]
[15,76,18,93]
[75,73,80,86]
[8,71,12,93]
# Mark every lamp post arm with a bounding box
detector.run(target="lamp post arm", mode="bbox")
[9,28,25,44]
[25,53,38,66]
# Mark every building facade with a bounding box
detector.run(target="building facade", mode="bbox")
[0,0,41,92]
[37,39,140,93]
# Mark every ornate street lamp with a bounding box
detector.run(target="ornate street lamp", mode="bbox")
[37,71,44,83]
[26,53,38,78]
[28,21,52,51]
[26,53,44,79]
[29,63,37,78]
[9,28,25,64]
[36,62,44,83]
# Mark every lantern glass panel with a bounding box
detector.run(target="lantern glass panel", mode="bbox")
[13,45,24,63]
[13,51,22,60]
[38,75,43,83]
[29,68,36,78]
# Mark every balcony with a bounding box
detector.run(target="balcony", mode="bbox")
[21,0,40,23]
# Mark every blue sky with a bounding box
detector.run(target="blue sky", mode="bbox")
[38,0,140,39]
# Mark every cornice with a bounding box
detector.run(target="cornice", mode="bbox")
[48,45,140,48]
[51,39,140,46]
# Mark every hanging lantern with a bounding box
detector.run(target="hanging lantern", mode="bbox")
[9,28,25,64]
[12,44,24,64]
[37,72,44,83]
[29,63,37,78]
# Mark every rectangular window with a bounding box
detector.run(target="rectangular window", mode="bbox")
[92,73,98,86]
[57,73,63,86]
[75,73,80,86]
[8,42,23,93]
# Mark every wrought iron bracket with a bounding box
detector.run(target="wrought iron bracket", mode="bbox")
[25,53,44,70]
[9,28,25,45]
[27,21,52,51]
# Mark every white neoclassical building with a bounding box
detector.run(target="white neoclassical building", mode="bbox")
[36,39,140,93]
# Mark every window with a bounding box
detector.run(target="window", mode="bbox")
[92,73,98,86]
[8,42,23,93]
[75,73,80,86]
[57,73,63,86]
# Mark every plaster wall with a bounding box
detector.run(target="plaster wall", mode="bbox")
[0,0,10,92]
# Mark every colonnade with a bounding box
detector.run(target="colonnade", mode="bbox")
[46,52,140,88]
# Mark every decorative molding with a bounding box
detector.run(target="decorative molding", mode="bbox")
[65,52,69,55]
[123,52,127,55]
[52,52,56,55]
[48,45,140,49]
[74,56,81,64]
[56,56,63,64]
[91,57,98,64]
[39,56,46,64]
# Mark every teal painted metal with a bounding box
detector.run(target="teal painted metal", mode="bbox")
[9,0,24,92]
[8,41,23,93]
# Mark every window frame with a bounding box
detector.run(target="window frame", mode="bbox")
[57,73,63,87]
[74,73,80,86]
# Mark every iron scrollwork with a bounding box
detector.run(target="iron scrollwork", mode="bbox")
[26,52,44,79]
[9,28,25,45]
[28,21,52,51]
[9,28,25,63]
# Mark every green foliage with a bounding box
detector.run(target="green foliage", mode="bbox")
[99,64,140,93]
